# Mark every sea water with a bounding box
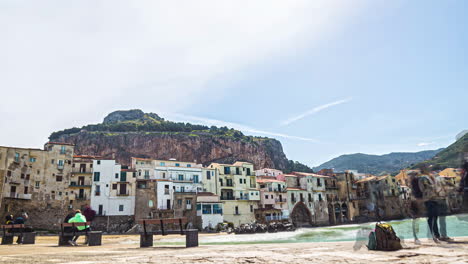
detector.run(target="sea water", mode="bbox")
[155,214,468,245]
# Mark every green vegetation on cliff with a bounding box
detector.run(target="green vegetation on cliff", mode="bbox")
[412,133,468,170]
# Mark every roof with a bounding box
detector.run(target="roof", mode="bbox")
[73,155,101,159]
[286,187,306,191]
[132,157,152,161]
[282,174,298,177]
[46,142,75,146]
[256,179,285,184]
[196,192,217,196]
[292,172,331,178]
[356,176,377,183]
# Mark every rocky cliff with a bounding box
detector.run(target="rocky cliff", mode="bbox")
[55,131,288,169]
[50,110,293,170]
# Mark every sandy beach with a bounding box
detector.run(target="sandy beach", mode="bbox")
[0,234,467,264]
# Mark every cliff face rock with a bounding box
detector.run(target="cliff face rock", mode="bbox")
[55,131,289,170]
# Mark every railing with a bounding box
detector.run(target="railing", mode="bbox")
[57,164,64,170]
[117,191,130,196]
[265,215,283,222]
[186,204,192,210]
[325,185,339,189]
[275,198,287,203]
[76,195,87,200]
[220,196,235,200]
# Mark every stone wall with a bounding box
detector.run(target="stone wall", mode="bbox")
[90,215,135,233]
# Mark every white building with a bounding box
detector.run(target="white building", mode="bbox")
[90,160,136,216]
[196,193,223,229]
[133,158,205,211]
[255,168,283,177]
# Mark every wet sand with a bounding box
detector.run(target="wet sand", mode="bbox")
[0,235,467,264]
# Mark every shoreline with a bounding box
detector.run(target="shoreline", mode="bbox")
[0,235,467,263]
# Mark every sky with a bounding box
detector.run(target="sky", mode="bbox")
[1,0,467,167]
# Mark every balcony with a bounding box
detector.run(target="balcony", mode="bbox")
[57,164,64,170]
[220,196,235,200]
[76,195,87,200]
[325,184,339,190]
[117,191,130,196]
[69,183,92,188]
[275,198,287,203]
[186,204,192,210]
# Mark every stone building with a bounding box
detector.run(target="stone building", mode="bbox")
[0,142,75,229]
[277,174,311,226]
[67,155,98,210]
[334,171,360,222]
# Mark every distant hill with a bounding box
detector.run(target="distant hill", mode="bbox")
[315,149,444,175]
[413,133,468,170]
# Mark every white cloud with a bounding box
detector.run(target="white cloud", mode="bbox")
[164,112,318,142]
[417,142,433,147]
[0,1,366,147]
[281,98,353,126]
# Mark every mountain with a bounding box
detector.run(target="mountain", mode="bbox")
[314,149,444,175]
[413,132,468,170]
[49,109,313,172]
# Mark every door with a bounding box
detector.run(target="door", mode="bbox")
[120,184,127,195]
[166,199,171,210]
[78,176,85,186]
[10,186,16,198]
[98,204,103,215]
[79,189,85,199]
[79,164,86,173]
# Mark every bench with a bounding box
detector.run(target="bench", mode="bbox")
[137,217,198,248]
[1,224,36,245]
[58,222,102,246]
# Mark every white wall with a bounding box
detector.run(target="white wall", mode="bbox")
[90,160,135,216]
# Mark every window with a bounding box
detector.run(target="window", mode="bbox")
[202,204,212,214]
[51,159,55,164]
[97,160,101,165]
[239,179,243,184]
[178,174,184,181]
[226,179,233,186]
[56,175,63,182]
[95,185,101,196]
[160,162,165,166]
[60,146,66,154]
[250,205,254,212]
[318,193,323,202]
[193,175,199,183]
[175,163,180,167]
[112,184,117,190]
[236,168,240,175]
[119,205,124,212]
[224,167,230,174]
[317,178,321,187]
[246,168,251,175]
[35,181,40,188]
[115,173,119,179]
[21,173,25,179]
[186,199,192,205]
[24,186,28,194]
[213,204,222,214]
[144,170,149,179]
[181,186,185,192]
[58,191,62,196]
[162,172,166,178]
[93,172,100,181]
[29,157,36,162]
[187,164,191,168]
[265,195,268,199]
[7,171,11,177]
[14,153,20,162]
[219,179,223,186]
[206,171,211,180]
[235,206,239,215]
[243,179,246,184]
[308,193,312,202]
[177,199,182,207]
[58,160,64,166]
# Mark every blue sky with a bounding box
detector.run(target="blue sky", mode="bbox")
[1,1,467,167]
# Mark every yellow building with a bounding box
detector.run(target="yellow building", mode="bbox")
[208,162,260,227]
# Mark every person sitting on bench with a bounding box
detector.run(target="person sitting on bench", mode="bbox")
[67,210,89,246]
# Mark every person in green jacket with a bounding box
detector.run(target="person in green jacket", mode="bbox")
[68,210,89,246]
